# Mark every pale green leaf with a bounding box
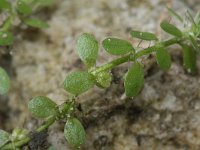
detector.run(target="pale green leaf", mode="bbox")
[28,96,58,118]
[0,129,10,148]
[160,21,182,37]
[63,71,95,95]
[76,33,98,68]
[124,62,144,97]
[102,38,134,55]
[0,67,10,95]
[130,30,158,41]
[64,117,86,148]
[23,18,49,29]
[156,46,171,70]
[0,31,14,46]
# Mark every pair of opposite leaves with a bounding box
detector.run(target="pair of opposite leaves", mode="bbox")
[63,31,172,98]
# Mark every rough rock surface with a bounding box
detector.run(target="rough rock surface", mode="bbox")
[1,0,200,150]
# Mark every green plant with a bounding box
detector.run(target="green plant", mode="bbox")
[0,9,200,149]
[0,0,53,46]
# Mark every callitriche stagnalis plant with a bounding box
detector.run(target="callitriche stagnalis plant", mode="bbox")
[0,8,200,149]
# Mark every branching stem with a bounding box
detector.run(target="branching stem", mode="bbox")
[0,37,182,149]
[91,37,178,74]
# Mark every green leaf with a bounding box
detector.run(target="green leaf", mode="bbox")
[0,67,10,95]
[95,71,112,88]
[0,129,10,148]
[167,7,183,22]
[23,18,49,29]
[156,46,171,71]
[76,33,99,68]
[102,38,134,55]
[124,62,144,97]
[0,0,11,10]
[63,71,95,95]
[160,21,182,37]
[64,117,86,148]
[28,96,58,119]
[180,44,197,74]
[130,30,158,41]
[16,0,32,15]
[0,31,14,46]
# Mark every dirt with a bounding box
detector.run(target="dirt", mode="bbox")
[0,0,200,150]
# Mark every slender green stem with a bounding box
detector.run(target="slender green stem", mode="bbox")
[91,37,178,74]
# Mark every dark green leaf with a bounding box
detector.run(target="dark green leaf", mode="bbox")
[124,62,144,97]
[0,0,11,10]
[167,7,183,22]
[76,33,99,68]
[0,31,14,46]
[28,96,58,118]
[23,18,49,29]
[16,0,32,15]
[64,117,86,148]
[63,71,95,95]
[0,67,10,95]
[102,38,134,55]
[0,129,10,148]
[156,46,171,71]
[180,43,197,74]
[130,30,158,41]
[95,71,112,88]
[160,21,182,37]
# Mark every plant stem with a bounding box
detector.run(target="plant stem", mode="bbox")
[1,118,56,150]
[91,37,178,74]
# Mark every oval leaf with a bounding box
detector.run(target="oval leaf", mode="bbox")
[17,0,32,15]
[0,31,14,46]
[124,62,144,97]
[0,0,11,10]
[23,18,49,29]
[102,38,134,55]
[0,129,10,148]
[76,33,98,68]
[0,67,10,95]
[180,43,197,74]
[130,30,158,41]
[160,21,182,37]
[64,117,86,148]
[156,46,171,71]
[28,96,58,118]
[63,71,94,95]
